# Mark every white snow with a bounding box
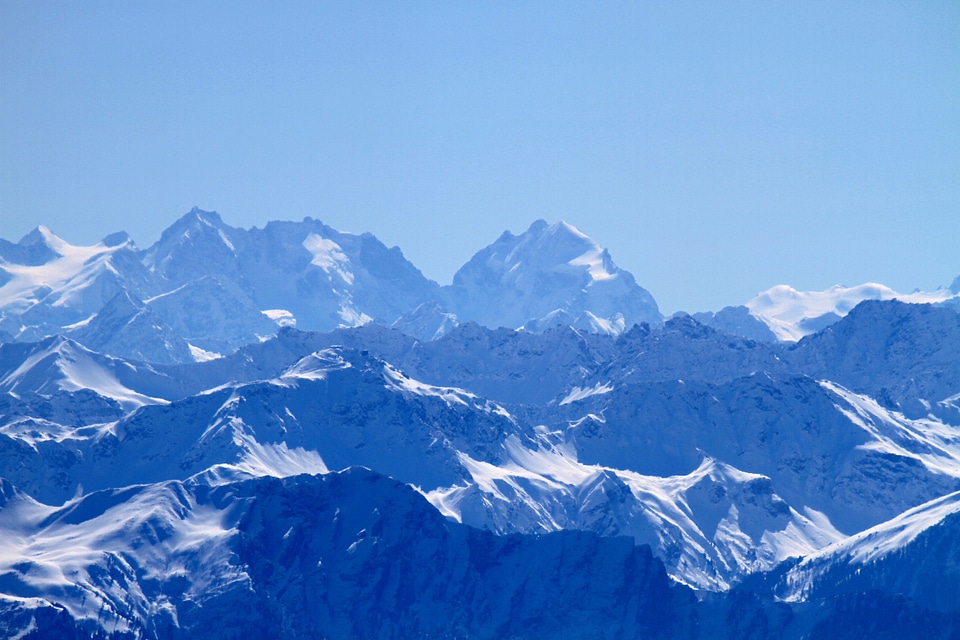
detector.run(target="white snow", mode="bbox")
[568,247,616,282]
[822,380,960,478]
[0,227,133,315]
[217,229,235,252]
[559,382,614,405]
[781,490,960,602]
[821,490,960,565]
[143,281,191,304]
[280,350,353,381]
[745,283,958,342]
[55,354,164,410]
[188,344,222,362]
[232,433,330,478]
[425,440,843,591]
[454,219,659,334]
[261,308,296,327]
[576,311,626,335]
[302,233,355,285]
[383,363,475,408]
[0,339,167,410]
[61,314,96,330]
[0,479,248,630]
[0,417,90,447]
[338,303,372,327]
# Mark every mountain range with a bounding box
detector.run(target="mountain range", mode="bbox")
[1,210,959,638]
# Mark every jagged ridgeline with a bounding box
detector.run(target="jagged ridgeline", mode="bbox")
[1,211,959,638]
[0,209,663,362]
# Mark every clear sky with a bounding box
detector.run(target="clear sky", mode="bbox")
[1,1,958,313]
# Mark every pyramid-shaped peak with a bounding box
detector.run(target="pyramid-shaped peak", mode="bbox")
[520,219,594,244]
[146,208,237,269]
[19,225,64,250]
[549,220,592,241]
[148,208,225,240]
[491,220,602,261]
[1,227,61,265]
[496,220,613,282]
[525,219,550,234]
[150,208,230,246]
[18,226,50,246]
[448,220,660,333]
[182,207,225,227]
[453,220,633,286]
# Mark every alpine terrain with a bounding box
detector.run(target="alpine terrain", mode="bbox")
[1,209,959,639]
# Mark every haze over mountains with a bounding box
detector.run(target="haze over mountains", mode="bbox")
[2,208,956,362]
[1,210,959,638]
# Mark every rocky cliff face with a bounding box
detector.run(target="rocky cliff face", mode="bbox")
[0,469,698,640]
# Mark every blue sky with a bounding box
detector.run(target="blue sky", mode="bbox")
[1,1,958,313]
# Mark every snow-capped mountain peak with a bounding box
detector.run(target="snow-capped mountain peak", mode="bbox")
[0,335,168,416]
[0,228,147,337]
[492,220,614,280]
[19,225,67,255]
[142,208,239,279]
[444,220,660,333]
[744,282,958,341]
[0,218,959,636]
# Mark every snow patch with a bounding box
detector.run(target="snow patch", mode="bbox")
[569,247,616,282]
[0,340,167,410]
[217,229,235,252]
[188,344,222,362]
[559,382,614,405]
[280,350,353,382]
[303,234,355,285]
[383,363,475,407]
[233,433,330,478]
[261,309,296,327]
[781,490,960,603]
[338,304,372,327]
[821,380,960,477]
